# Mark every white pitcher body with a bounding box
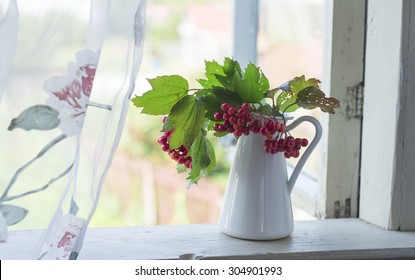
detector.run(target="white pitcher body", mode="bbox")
[218,116,322,240]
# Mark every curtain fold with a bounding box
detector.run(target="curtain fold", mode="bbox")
[0,0,146,259]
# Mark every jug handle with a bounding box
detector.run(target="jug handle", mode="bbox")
[286,116,322,194]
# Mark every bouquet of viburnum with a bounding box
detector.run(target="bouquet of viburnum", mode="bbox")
[132,57,339,186]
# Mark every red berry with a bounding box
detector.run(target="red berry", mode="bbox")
[274,121,281,131]
[245,114,253,122]
[223,120,231,127]
[267,126,277,136]
[270,140,278,149]
[223,113,230,121]
[227,107,237,116]
[301,138,309,147]
[229,116,237,124]
[178,145,187,154]
[292,150,300,158]
[237,109,246,117]
[157,135,168,145]
[184,159,192,168]
[171,151,181,160]
[178,156,186,164]
[250,124,260,134]
[242,127,250,135]
[264,119,274,130]
[221,103,230,111]
[284,152,291,159]
[213,112,223,120]
[237,118,246,126]
[241,103,250,111]
[260,126,269,136]
[234,130,243,137]
[213,123,221,131]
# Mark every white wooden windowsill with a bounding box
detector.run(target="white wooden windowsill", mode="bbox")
[1,219,415,260]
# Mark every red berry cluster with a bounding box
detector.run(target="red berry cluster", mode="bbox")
[212,102,309,158]
[157,130,193,169]
[258,118,286,139]
[212,103,253,137]
[264,136,308,158]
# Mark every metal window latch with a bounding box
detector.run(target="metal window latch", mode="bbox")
[346,82,364,119]
[334,198,352,218]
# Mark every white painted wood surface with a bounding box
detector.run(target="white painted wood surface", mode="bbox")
[233,0,259,66]
[360,0,415,230]
[390,0,415,230]
[1,219,415,260]
[319,0,366,218]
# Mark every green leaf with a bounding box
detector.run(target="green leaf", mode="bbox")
[213,57,242,91]
[0,204,28,226]
[132,75,189,115]
[205,138,216,174]
[212,87,243,106]
[276,90,290,107]
[280,95,300,112]
[213,131,228,137]
[275,76,321,113]
[198,95,221,121]
[197,87,242,120]
[197,60,225,89]
[8,105,60,131]
[223,57,242,78]
[168,95,205,149]
[233,63,270,103]
[176,164,186,174]
[187,133,216,186]
[266,88,281,99]
[162,115,174,132]
[255,104,274,116]
[297,86,340,114]
[289,75,321,95]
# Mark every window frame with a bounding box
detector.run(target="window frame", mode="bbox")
[234,0,366,220]
[359,0,415,230]
[237,0,415,230]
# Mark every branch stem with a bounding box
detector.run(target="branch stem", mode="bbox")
[0,134,67,201]
[87,101,112,111]
[1,163,74,202]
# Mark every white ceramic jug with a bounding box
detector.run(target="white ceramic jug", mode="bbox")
[218,116,322,240]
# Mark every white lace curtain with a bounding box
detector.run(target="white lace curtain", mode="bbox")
[0,0,145,259]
